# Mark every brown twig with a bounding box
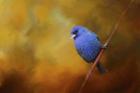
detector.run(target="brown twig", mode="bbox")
[78,0,135,93]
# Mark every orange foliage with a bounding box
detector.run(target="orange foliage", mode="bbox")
[0,0,140,93]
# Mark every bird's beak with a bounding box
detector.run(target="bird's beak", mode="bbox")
[71,34,76,39]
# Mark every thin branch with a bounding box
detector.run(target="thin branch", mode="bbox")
[104,0,135,47]
[78,0,135,93]
[78,49,104,93]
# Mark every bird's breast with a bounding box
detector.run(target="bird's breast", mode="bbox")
[74,35,102,62]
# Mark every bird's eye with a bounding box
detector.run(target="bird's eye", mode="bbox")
[73,30,78,34]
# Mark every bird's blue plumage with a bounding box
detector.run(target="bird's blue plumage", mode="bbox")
[71,25,107,73]
[71,26,102,63]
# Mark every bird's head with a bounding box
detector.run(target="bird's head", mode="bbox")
[71,26,88,40]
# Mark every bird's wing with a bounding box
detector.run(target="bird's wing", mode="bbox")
[96,35,100,41]
[90,31,101,41]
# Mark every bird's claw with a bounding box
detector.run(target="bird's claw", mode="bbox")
[102,43,108,49]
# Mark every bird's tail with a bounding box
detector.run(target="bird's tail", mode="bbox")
[96,63,107,74]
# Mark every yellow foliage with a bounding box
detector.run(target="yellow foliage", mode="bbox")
[0,0,139,93]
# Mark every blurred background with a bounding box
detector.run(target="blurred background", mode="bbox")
[0,0,140,93]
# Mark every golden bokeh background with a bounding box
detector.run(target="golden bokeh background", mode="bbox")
[0,0,140,93]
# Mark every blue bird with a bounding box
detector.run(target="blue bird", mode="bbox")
[71,26,106,74]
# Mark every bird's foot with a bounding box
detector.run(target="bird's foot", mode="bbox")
[102,43,108,49]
